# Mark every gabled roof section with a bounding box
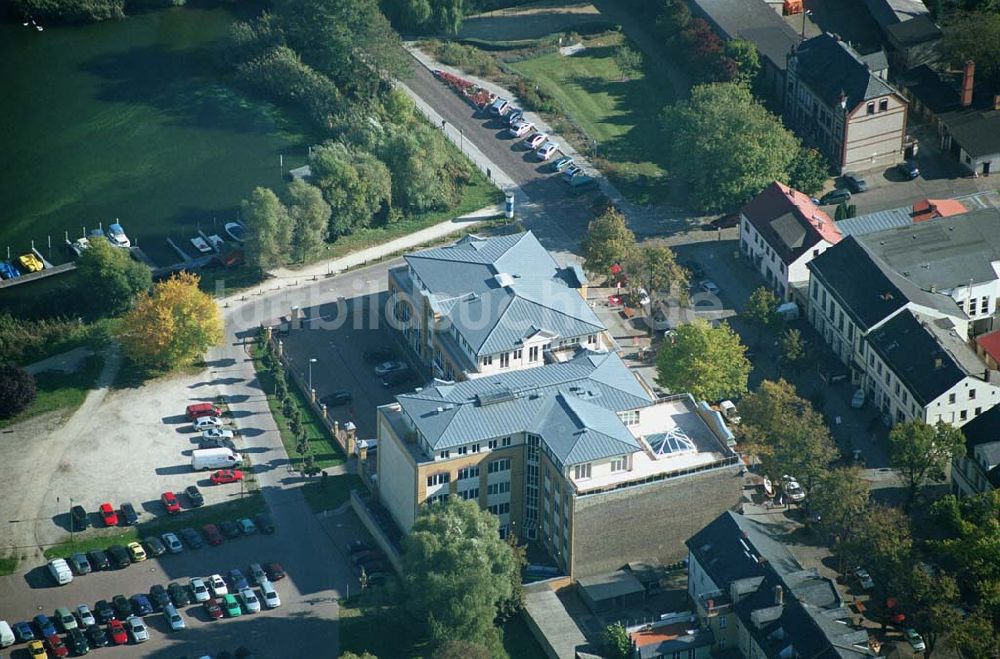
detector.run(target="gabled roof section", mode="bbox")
[742,181,841,263]
[959,405,1000,488]
[397,350,654,457]
[976,329,1000,365]
[791,33,900,110]
[686,0,800,72]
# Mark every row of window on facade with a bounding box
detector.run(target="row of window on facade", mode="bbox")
[437,436,512,460]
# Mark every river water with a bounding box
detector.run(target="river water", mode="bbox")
[0,5,308,266]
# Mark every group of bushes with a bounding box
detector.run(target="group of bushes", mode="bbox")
[11,0,192,23]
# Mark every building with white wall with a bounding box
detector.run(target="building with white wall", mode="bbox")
[952,405,1000,497]
[739,181,842,303]
[387,231,609,381]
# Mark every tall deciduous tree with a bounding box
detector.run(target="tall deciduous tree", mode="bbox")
[116,273,224,372]
[808,466,870,570]
[743,286,779,344]
[779,328,807,372]
[662,82,800,212]
[723,38,760,87]
[929,491,1000,610]
[284,179,331,262]
[402,497,520,654]
[242,187,292,270]
[0,363,37,420]
[655,318,750,402]
[739,379,837,488]
[582,207,636,279]
[623,242,688,301]
[311,141,392,236]
[614,44,643,81]
[943,11,1000,89]
[888,420,966,506]
[844,504,913,590]
[786,147,830,195]
[603,622,633,659]
[75,239,152,317]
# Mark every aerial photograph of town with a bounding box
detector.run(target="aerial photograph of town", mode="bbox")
[0,0,998,656]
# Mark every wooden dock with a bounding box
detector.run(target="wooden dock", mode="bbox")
[0,262,76,290]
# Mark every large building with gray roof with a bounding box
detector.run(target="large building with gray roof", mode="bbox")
[387,231,610,380]
[376,349,743,577]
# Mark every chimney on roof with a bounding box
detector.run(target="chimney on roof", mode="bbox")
[934,357,943,369]
[774,585,784,606]
[962,60,975,108]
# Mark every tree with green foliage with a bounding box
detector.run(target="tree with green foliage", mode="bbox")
[888,420,966,507]
[435,640,492,659]
[0,363,37,420]
[402,497,520,655]
[603,622,633,659]
[310,141,392,236]
[582,207,636,279]
[116,273,223,372]
[655,319,750,402]
[724,38,760,87]
[843,503,912,591]
[655,0,691,38]
[662,83,800,212]
[11,0,125,22]
[743,286,779,344]
[242,187,292,270]
[624,242,688,302]
[902,567,963,658]
[75,239,152,317]
[739,379,838,489]
[378,123,470,214]
[614,44,643,81]
[945,611,1000,658]
[930,490,1000,611]
[779,328,807,372]
[943,11,1000,89]
[284,179,331,262]
[786,147,830,195]
[808,466,870,570]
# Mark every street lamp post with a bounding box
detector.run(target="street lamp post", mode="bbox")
[308,358,317,392]
[69,497,74,543]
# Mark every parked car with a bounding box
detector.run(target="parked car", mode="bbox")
[111,595,133,620]
[126,616,149,643]
[203,598,224,620]
[222,594,242,617]
[44,634,69,658]
[13,620,35,642]
[782,476,807,502]
[98,502,118,527]
[168,581,191,606]
[142,536,166,557]
[562,164,583,180]
[85,624,109,648]
[48,558,73,585]
[854,568,875,590]
[842,172,868,192]
[107,545,131,569]
[190,577,211,603]
[819,188,851,205]
[507,119,533,138]
[87,549,110,571]
[362,347,395,364]
[240,588,261,613]
[550,155,574,172]
[228,568,250,591]
[119,502,138,526]
[264,563,286,581]
[129,594,153,616]
[260,579,281,609]
[568,174,598,193]
[897,159,920,179]
[149,584,171,610]
[199,437,236,451]
[70,505,89,531]
[487,97,510,117]
[382,367,414,388]
[699,280,720,295]
[93,600,114,624]
[374,360,408,376]
[238,518,257,535]
[54,607,77,632]
[535,141,559,161]
[851,389,866,409]
[208,574,228,597]
[524,132,548,150]
[27,639,46,657]
[75,605,96,627]
[126,541,147,562]
[202,523,224,546]
[107,619,127,645]
[161,532,183,554]
[211,469,244,485]
[66,628,89,655]
[202,427,235,440]
[220,520,242,539]
[186,402,221,421]
[504,109,523,126]
[33,614,57,638]
[321,391,352,407]
[193,416,225,431]
[68,552,91,575]
[163,603,185,631]
[905,628,926,652]
[180,527,203,549]
[254,512,275,534]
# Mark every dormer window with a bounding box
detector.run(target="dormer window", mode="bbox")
[878,98,888,112]
[867,102,875,115]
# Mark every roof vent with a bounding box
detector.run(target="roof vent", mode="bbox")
[476,387,517,406]
[494,272,515,288]
[436,406,444,413]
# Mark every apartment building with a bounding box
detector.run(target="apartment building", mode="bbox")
[387,231,609,381]
[686,512,877,658]
[739,181,842,302]
[376,350,742,578]
[952,405,1000,497]
[786,33,908,173]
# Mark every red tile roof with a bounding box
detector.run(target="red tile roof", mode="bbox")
[741,182,841,264]
[912,198,967,222]
[976,330,1000,364]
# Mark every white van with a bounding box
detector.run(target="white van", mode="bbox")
[47,558,74,585]
[259,579,281,608]
[190,447,242,471]
[0,620,15,647]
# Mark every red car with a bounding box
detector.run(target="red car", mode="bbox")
[161,491,181,515]
[202,523,224,546]
[186,402,221,421]
[210,469,244,485]
[46,634,69,657]
[203,597,223,619]
[99,502,119,527]
[108,619,127,645]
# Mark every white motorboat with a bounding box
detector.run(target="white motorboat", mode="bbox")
[224,222,246,243]
[190,237,212,254]
[106,222,131,248]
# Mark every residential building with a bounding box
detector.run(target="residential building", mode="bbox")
[862,0,942,70]
[976,329,1000,370]
[387,231,609,381]
[684,0,800,107]
[376,349,742,578]
[739,181,841,303]
[686,511,877,658]
[952,405,1000,497]
[901,61,1000,176]
[786,33,908,173]
[630,612,715,659]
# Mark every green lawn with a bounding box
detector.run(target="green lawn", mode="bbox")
[300,473,362,514]
[509,33,675,204]
[252,343,345,471]
[0,554,18,576]
[0,354,105,429]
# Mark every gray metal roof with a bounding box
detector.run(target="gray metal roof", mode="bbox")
[687,0,800,72]
[858,206,1000,290]
[863,0,930,28]
[406,232,603,356]
[397,350,653,463]
[835,206,912,237]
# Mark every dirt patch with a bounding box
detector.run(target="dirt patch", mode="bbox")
[459,2,608,42]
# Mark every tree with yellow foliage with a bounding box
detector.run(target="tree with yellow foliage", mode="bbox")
[116,272,223,371]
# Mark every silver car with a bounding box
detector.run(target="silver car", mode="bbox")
[127,616,149,643]
[163,604,185,631]
[161,532,183,554]
[189,577,211,603]
[239,588,261,614]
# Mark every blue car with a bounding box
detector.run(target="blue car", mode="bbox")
[130,593,154,616]
[33,613,57,638]
[227,568,249,591]
[14,620,35,642]
[0,261,20,280]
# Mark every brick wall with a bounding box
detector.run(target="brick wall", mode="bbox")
[570,466,743,578]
